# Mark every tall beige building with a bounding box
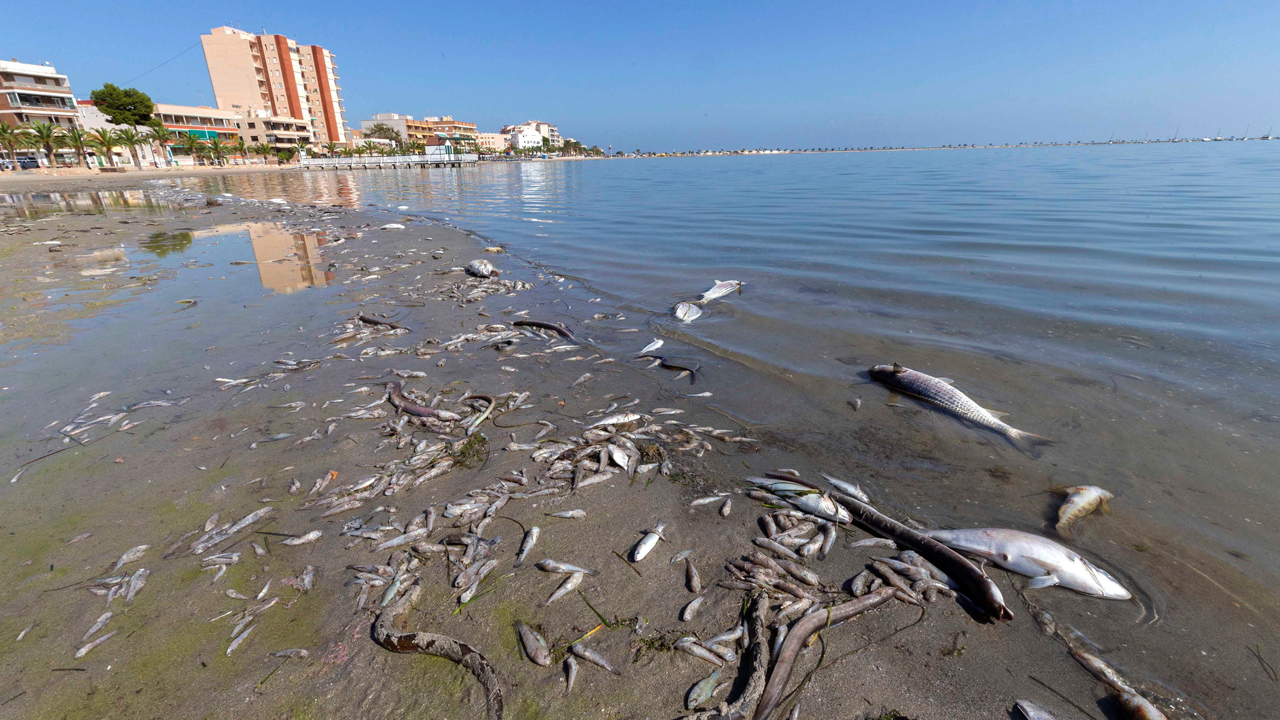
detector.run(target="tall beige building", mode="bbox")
[200,26,347,144]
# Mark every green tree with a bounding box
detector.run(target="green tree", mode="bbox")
[23,121,65,167]
[364,123,403,147]
[87,128,119,167]
[176,133,206,164]
[206,136,229,166]
[89,84,155,126]
[63,127,92,169]
[323,141,339,156]
[276,147,296,163]
[114,127,146,169]
[0,124,26,168]
[231,138,248,165]
[146,126,174,167]
[249,143,273,162]
[361,141,378,157]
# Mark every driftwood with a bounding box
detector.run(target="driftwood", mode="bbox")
[373,581,504,720]
[752,587,896,720]
[682,592,770,720]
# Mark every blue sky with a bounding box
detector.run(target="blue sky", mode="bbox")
[6,1,1278,150]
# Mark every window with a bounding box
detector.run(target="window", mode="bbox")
[251,136,258,141]
[248,122,256,129]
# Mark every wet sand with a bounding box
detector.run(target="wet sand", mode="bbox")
[0,179,1269,719]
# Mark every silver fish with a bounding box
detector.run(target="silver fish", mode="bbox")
[536,559,596,575]
[696,280,743,304]
[124,568,149,603]
[675,637,724,666]
[690,495,726,507]
[639,338,664,355]
[587,412,646,429]
[673,302,702,323]
[846,538,896,550]
[564,656,578,692]
[687,669,721,709]
[821,472,870,503]
[281,530,322,546]
[514,527,540,568]
[670,549,694,564]
[706,625,744,647]
[686,560,702,593]
[571,373,594,388]
[227,623,257,655]
[374,528,430,552]
[1071,650,1169,720]
[1056,485,1114,538]
[81,612,112,642]
[720,498,732,517]
[273,648,309,658]
[1015,700,1058,720]
[547,510,586,519]
[926,528,1131,599]
[75,629,117,658]
[680,595,704,621]
[466,259,497,278]
[631,521,668,562]
[545,571,584,605]
[869,363,1051,446]
[571,642,621,675]
[515,621,551,666]
[112,544,150,571]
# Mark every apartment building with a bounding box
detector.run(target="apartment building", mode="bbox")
[500,120,562,147]
[424,115,478,144]
[477,132,509,153]
[1,59,78,129]
[78,100,243,166]
[239,112,312,150]
[360,113,478,148]
[200,26,347,144]
[509,126,544,150]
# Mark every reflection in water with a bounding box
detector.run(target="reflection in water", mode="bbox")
[0,189,170,217]
[193,222,335,293]
[138,230,194,257]
[178,171,364,208]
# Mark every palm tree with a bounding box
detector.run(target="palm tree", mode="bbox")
[323,141,339,156]
[231,138,247,165]
[175,133,206,165]
[23,121,65,168]
[0,124,24,168]
[87,128,119,167]
[114,127,146,170]
[249,143,273,163]
[361,141,378,157]
[147,126,174,168]
[206,136,229,166]
[62,127,91,169]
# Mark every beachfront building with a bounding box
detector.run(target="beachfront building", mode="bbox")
[200,26,347,145]
[501,120,562,147]
[2,59,80,165]
[509,126,544,150]
[359,113,478,149]
[77,100,242,167]
[477,132,509,153]
[239,112,312,151]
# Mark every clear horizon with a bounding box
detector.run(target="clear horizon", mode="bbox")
[5,1,1278,151]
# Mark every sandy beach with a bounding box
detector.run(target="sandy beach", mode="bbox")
[0,174,1249,720]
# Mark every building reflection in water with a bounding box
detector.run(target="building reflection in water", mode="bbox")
[193,222,334,293]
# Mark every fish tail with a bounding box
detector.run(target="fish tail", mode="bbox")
[1011,429,1055,447]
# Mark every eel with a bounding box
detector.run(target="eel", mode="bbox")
[386,382,462,421]
[512,320,578,343]
[373,581,504,720]
[751,587,896,720]
[826,489,1014,622]
[358,313,408,330]
[636,354,702,384]
[681,592,770,720]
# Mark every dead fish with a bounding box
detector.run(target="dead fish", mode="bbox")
[466,259,498,278]
[925,528,1131,599]
[1055,485,1114,538]
[515,621,551,666]
[112,544,150,571]
[680,391,713,398]
[674,302,703,323]
[81,612,112,642]
[545,571,584,605]
[680,595,704,621]
[631,521,668,562]
[720,498,732,517]
[281,530,322,546]
[1015,700,1058,720]
[227,623,257,655]
[846,537,896,550]
[696,280,743,304]
[675,636,724,666]
[374,528,431,552]
[124,568,149,603]
[687,669,721,709]
[17,624,33,641]
[670,549,694,564]
[639,338,664,355]
[570,642,621,675]
[565,656,578,693]
[588,412,645,429]
[514,527,540,568]
[536,559,596,575]
[74,629,118,658]
[273,648,309,658]
[547,510,585,519]
[869,363,1052,447]
[299,565,315,592]
[1071,649,1169,720]
[686,560,702,593]
[690,495,727,507]
[753,536,801,561]
[821,472,870,503]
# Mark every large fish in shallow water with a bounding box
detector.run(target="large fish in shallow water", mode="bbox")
[696,280,743,304]
[925,528,1131,600]
[869,363,1052,447]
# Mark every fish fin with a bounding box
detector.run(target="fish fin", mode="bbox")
[937,377,954,385]
[891,362,905,374]
[985,408,1010,419]
[885,392,903,408]
[1099,499,1112,514]
[1055,523,1074,541]
[1026,574,1058,589]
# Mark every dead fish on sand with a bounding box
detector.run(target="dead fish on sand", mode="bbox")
[696,280,743,304]
[1054,485,1113,538]
[536,559,596,575]
[673,302,703,323]
[544,571,584,605]
[638,338,664,355]
[636,354,701,384]
[75,630,118,658]
[687,669,720,709]
[514,527,540,568]
[631,521,668,562]
[1015,700,1058,720]
[570,642,621,675]
[281,530,322,546]
[112,544,150,571]
[1071,649,1170,720]
[515,621,551,666]
[925,528,1131,599]
[869,363,1052,448]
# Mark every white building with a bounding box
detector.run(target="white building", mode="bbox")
[509,126,543,150]
[501,120,561,147]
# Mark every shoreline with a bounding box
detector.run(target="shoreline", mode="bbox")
[0,176,1264,719]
